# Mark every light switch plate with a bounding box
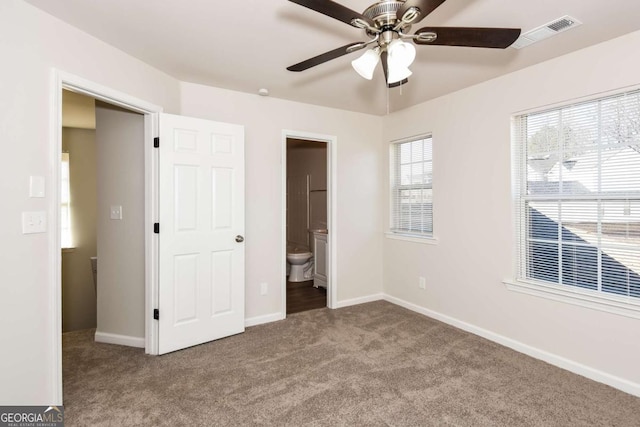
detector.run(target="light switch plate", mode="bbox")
[22,211,47,234]
[29,176,45,198]
[110,205,123,220]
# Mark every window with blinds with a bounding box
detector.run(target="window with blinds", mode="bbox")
[61,152,73,249]
[390,135,433,237]
[513,89,640,300]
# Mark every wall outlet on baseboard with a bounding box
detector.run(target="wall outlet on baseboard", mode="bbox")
[418,277,426,290]
[260,282,268,296]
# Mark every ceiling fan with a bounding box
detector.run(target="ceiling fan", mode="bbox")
[286,0,521,87]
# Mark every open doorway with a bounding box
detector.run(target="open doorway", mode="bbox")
[52,71,247,403]
[60,90,147,344]
[285,138,328,314]
[51,72,162,403]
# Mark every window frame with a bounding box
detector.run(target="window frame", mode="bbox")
[61,151,73,249]
[388,134,436,243]
[508,88,640,319]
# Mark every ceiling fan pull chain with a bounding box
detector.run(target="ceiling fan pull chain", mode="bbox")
[386,85,390,115]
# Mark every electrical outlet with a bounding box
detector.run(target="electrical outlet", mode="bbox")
[419,276,426,290]
[260,282,268,296]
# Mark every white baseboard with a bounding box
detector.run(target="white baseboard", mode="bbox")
[245,312,284,328]
[242,294,385,328]
[334,293,384,309]
[94,331,145,348]
[383,294,640,398]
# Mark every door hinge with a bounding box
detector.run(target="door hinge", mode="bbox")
[154,223,159,234]
[153,137,160,148]
[153,309,159,320]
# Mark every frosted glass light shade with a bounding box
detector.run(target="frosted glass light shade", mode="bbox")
[388,39,416,67]
[351,49,380,80]
[387,63,412,84]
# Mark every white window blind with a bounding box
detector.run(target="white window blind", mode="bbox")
[390,135,433,237]
[61,152,73,248]
[514,89,640,300]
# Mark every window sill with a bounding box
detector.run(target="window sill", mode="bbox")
[503,278,640,320]
[385,232,439,245]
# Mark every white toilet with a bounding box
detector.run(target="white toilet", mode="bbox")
[286,245,313,282]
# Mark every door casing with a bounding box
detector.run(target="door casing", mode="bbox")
[281,130,338,314]
[50,70,162,403]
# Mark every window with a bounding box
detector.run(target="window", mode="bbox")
[61,152,73,249]
[390,135,433,238]
[513,89,640,307]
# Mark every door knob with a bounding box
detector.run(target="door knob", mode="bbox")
[235,235,244,243]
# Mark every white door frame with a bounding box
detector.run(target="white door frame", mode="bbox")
[281,130,338,312]
[49,70,162,403]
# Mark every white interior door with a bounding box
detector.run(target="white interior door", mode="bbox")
[158,113,244,354]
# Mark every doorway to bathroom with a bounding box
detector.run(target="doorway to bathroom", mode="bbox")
[285,136,330,314]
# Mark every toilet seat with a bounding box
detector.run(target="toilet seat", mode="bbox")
[287,251,312,260]
[287,246,312,258]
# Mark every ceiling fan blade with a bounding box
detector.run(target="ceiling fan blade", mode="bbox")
[287,42,365,72]
[414,27,522,48]
[397,0,447,24]
[380,51,409,88]
[288,0,375,28]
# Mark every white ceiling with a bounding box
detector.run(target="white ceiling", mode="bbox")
[25,0,640,115]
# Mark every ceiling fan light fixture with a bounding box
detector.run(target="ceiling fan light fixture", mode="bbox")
[352,48,380,80]
[387,62,412,84]
[388,39,416,67]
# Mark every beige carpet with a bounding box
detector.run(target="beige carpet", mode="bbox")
[63,301,640,426]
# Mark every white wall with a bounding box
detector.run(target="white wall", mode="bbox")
[61,127,97,332]
[0,0,180,404]
[95,103,145,341]
[382,30,640,390]
[180,83,384,319]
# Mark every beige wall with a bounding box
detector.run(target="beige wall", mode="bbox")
[180,83,385,319]
[0,0,179,404]
[61,127,97,332]
[382,30,640,389]
[95,102,145,340]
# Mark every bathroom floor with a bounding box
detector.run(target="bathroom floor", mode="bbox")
[286,280,326,314]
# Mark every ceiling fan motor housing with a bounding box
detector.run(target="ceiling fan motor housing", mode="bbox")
[363,1,403,24]
[363,0,410,39]
[362,0,411,47]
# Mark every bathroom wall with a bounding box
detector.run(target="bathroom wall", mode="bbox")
[287,139,327,247]
[95,102,146,342]
[61,127,97,332]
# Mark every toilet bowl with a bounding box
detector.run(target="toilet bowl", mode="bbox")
[286,246,313,282]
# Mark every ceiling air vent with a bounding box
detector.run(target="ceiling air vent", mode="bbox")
[511,15,582,49]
